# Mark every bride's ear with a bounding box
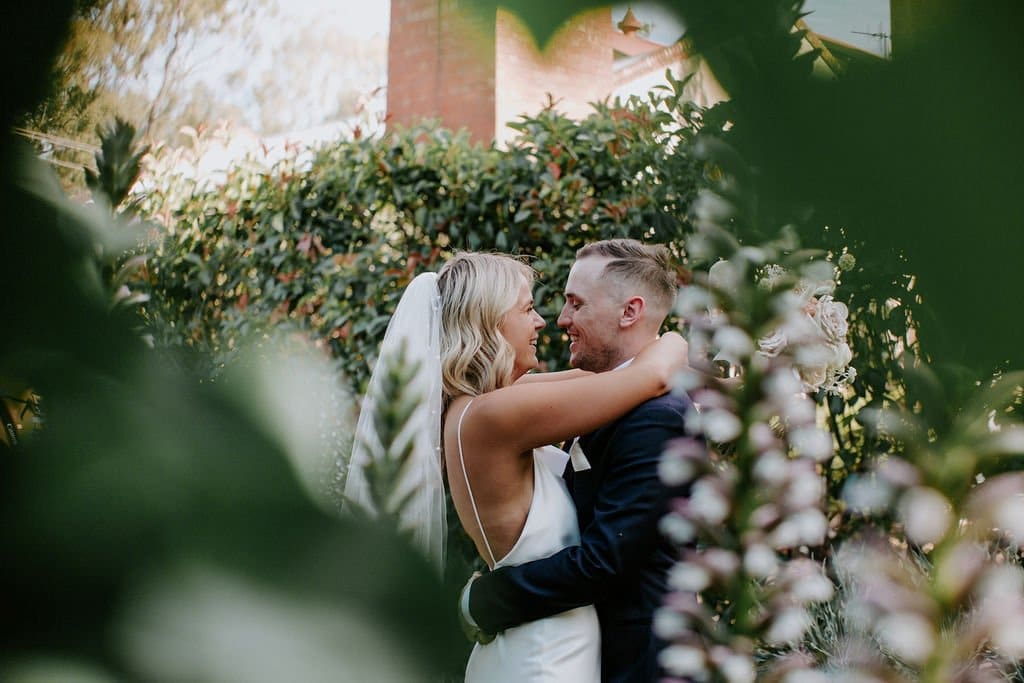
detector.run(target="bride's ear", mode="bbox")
[619,296,646,328]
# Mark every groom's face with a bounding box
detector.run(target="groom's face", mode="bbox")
[558,257,624,372]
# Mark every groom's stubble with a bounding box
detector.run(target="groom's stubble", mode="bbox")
[560,257,633,373]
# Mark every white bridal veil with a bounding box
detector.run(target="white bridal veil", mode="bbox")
[344,272,446,573]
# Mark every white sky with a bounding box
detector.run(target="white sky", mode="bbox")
[613,1,890,56]
[276,0,390,38]
[804,0,891,56]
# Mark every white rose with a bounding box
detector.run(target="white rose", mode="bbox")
[798,363,828,391]
[831,341,853,369]
[757,328,788,357]
[813,296,849,343]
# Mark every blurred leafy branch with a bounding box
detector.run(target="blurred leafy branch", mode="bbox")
[1,2,466,681]
[350,341,424,526]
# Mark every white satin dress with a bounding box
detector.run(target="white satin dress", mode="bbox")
[456,402,600,683]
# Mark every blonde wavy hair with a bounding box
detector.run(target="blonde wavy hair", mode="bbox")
[437,252,535,403]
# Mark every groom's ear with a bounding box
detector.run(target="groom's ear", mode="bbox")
[619,296,646,328]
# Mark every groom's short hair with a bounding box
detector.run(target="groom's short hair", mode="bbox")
[576,239,678,320]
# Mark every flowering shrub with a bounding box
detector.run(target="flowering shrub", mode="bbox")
[656,183,842,680]
[656,137,1024,680]
[133,82,705,390]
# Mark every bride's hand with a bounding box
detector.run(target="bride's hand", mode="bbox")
[634,332,689,389]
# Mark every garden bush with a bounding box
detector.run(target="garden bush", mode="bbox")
[136,77,707,391]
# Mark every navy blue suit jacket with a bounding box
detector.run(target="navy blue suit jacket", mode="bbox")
[468,391,694,682]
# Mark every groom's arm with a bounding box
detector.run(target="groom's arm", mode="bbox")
[467,397,692,634]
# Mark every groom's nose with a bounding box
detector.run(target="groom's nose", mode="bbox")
[557,304,571,329]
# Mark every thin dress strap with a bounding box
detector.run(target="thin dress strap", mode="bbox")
[456,398,497,568]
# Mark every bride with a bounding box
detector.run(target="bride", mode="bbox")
[347,252,686,682]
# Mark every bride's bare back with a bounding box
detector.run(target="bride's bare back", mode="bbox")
[444,396,536,566]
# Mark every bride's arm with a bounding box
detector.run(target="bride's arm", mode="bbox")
[514,368,591,384]
[467,333,688,454]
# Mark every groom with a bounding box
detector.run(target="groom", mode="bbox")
[461,238,697,682]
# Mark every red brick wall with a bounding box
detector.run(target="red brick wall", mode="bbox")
[495,8,614,144]
[387,0,496,141]
[387,2,617,144]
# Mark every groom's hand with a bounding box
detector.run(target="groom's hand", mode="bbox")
[459,571,496,645]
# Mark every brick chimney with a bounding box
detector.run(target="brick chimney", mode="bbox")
[387,0,615,144]
[387,0,497,141]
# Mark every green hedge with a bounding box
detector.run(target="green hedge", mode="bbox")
[138,83,708,389]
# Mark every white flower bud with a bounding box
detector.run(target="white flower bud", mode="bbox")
[770,510,828,548]
[765,368,804,398]
[790,427,834,462]
[935,541,986,601]
[676,285,714,317]
[748,422,779,452]
[899,487,952,546]
[693,189,735,223]
[753,451,789,486]
[779,393,817,426]
[783,671,830,683]
[691,480,731,524]
[765,607,810,645]
[791,571,834,604]
[673,368,705,392]
[994,493,1024,542]
[788,509,829,546]
[703,549,740,577]
[660,451,696,486]
[992,614,1024,659]
[708,259,743,296]
[659,513,696,544]
[786,466,825,508]
[659,644,707,678]
[669,562,711,592]
[714,326,754,360]
[977,564,1024,603]
[875,613,935,664]
[719,654,756,683]
[653,607,691,639]
[702,409,743,443]
[744,544,779,578]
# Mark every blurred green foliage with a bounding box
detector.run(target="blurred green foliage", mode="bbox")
[1,2,466,680]
[85,117,149,211]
